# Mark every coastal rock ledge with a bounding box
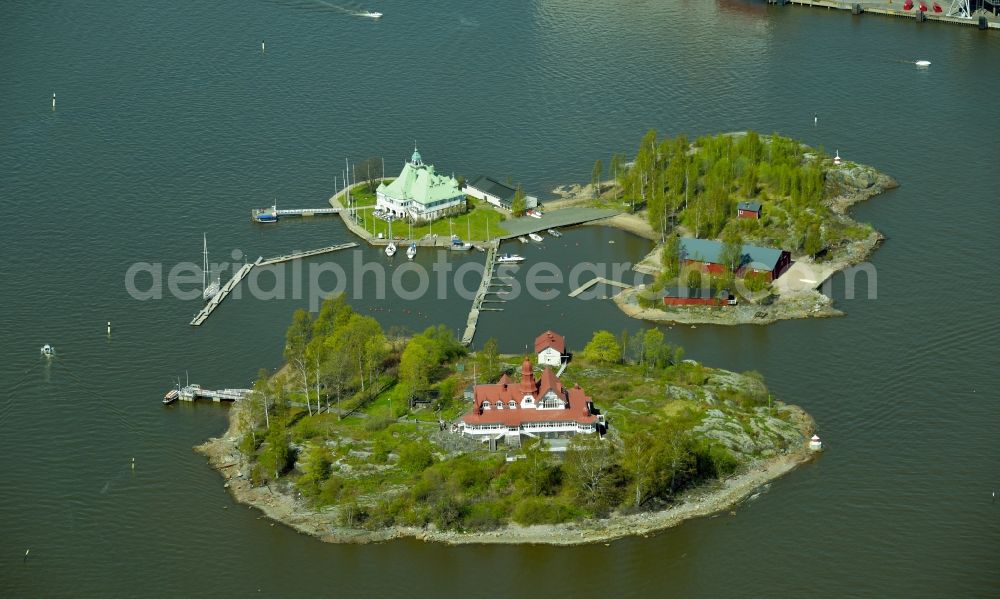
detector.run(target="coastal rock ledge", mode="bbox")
[196,405,816,546]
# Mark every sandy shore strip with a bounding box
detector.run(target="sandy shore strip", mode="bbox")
[196,410,814,546]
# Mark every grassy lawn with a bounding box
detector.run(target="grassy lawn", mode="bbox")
[350,196,509,242]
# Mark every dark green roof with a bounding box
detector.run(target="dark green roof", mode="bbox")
[468,176,517,206]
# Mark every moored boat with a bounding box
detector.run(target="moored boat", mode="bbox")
[497,253,524,264]
[518,236,529,243]
[547,228,562,237]
[253,206,278,223]
[406,243,417,260]
[385,242,397,257]
[162,389,179,405]
[529,233,544,242]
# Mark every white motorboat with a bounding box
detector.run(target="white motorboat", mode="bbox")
[360,11,383,18]
[406,243,417,260]
[202,234,220,301]
[528,233,544,242]
[497,253,524,264]
[915,60,931,67]
[40,344,55,358]
[546,229,562,237]
[385,242,397,257]
[518,236,529,243]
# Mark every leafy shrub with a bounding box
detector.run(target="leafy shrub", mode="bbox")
[398,442,435,473]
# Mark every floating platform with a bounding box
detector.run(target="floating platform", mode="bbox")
[190,259,260,326]
[257,242,358,266]
[177,384,252,402]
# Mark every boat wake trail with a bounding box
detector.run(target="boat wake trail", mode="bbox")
[267,0,368,17]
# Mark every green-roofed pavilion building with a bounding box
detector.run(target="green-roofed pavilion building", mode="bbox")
[376,147,465,221]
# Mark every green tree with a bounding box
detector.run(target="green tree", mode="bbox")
[511,185,526,216]
[720,230,744,276]
[285,308,315,415]
[400,338,433,399]
[259,425,291,480]
[661,233,681,279]
[619,431,667,506]
[643,328,666,369]
[592,159,603,198]
[477,338,500,381]
[582,330,620,364]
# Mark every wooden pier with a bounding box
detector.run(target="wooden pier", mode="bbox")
[258,242,358,266]
[190,259,260,326]
[568,277,632,298]
[461,244,499,346]
[179,385,252,402]
[252,206,346,220]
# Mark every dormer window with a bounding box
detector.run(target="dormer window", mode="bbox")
[508,400,516,409]
[482,400,491,410]
[496,401,504,410]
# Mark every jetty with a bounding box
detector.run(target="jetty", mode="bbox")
[252,206,344,220]
[768,0,998,30]
[179,385,251,402]
[258,242,358,266]
[568,277,633,298]
[190,258,260,326]
[461,244,499,346]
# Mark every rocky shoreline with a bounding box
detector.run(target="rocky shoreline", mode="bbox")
[196,406,815,546]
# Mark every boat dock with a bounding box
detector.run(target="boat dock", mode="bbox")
[257,242,358,266]
[252,206,345,220]
[568,277,633,298]
[768,0,998,30]
[461,244,499,346]
[178,385,252,402]
[190,258,260,326]
[499,207,621,240]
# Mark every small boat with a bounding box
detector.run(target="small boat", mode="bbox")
[527,210,543,219]
[450,235,473,251]
[406,243,417,260]
[385,242,397,257]
[202,234,220,301]
[253,205,278,223]
[40,344,55,358]
[915,60,931,67]
[360,11,383,18]
[162,389,179,405]
[497,253,524,264]
[547,229,562,237]
[529,233,544,242]
[518,236,529,243]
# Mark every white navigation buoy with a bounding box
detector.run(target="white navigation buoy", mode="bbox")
[814,113,818,125]
[261,40,265,54]
[833,149,842,166]
[809,434,823,451]
[52,93,56,111]
[131,457,135,469]
[107,321,111,335]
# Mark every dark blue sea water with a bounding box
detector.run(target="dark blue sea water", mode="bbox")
[2,1,998,596]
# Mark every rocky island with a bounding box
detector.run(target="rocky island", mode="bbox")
[197,297,816,545]
[561,130,897,325]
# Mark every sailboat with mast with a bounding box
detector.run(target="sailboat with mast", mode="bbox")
[202,233,220,301]
[385,219,397,257]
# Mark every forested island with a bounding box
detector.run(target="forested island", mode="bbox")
[198,296,815,544]
[566,130,897,324]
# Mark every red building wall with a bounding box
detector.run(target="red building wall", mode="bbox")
[663,296,723,306]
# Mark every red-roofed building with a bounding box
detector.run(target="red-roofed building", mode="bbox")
[534,330,565,367]
[459,358,603,445]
